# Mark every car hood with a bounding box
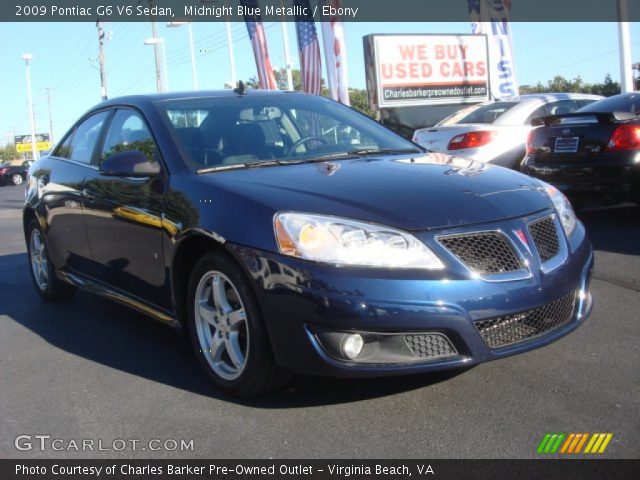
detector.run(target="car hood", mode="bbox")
[208,153,552,231]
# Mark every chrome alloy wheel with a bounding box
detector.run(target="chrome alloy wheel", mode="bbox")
[12,174,24,185]
[194,271,249,381]
[29,229,48,291]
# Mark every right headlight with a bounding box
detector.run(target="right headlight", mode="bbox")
[542,183,577,237]
[274,212,444,270]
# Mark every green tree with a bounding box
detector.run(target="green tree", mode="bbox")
[520,73,621,97]
[589,74,621,97]
[0,144,17,162]
[348,89,376,118]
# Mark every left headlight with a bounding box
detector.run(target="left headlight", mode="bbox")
[542,183,577,237]
[274,212,444,269]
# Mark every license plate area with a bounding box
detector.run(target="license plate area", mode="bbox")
[554,136,580,153]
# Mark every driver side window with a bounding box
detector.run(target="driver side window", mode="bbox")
[101,110,158,165]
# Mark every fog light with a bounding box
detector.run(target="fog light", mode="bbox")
[341,333,364,359]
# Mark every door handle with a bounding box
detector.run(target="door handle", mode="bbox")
[82,188,97,201]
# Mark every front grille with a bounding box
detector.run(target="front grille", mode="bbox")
[475,293,576,348]
[404,334,457,359]
[529,216,560,262]
[439,232,523,274]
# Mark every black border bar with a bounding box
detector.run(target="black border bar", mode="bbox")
[2,459,639,480]
[4,0,640,22]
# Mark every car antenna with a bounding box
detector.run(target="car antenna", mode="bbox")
[233,81,247,96]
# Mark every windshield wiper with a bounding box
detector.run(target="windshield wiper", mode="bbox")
[197,148,424,174]
[347,147,423,156]
[197,159,285,174]
[275,148,421,165]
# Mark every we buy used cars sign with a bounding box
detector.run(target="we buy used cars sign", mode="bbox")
[372,34,490,108]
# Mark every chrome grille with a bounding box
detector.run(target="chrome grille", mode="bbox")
[529,216,560,263]
[474,293,576,348]
[404,334,457,359]
[439,232,523,275]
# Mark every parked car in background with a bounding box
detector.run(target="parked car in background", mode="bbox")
[522,92,640,207]
[24,91,593,396]
[0,161,31,186]
[412,93,602,169]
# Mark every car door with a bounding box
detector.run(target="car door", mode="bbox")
[81,108,170,310]
[38,110,111,276]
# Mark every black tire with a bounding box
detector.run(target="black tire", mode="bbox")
[26,219,75,301]
[186,251,292,396]
[12,174,24,186]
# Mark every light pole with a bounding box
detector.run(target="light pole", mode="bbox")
[617,0,634,93]
[167,22,199,90]
[226,22,237,86]
[144,37,169,92]
[22,53,39,161]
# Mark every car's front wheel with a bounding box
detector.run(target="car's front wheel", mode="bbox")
[26,219,75,300]
[186,251,291,396]
[12,174,24,186]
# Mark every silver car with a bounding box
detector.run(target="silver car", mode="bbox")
[412,93,603,169]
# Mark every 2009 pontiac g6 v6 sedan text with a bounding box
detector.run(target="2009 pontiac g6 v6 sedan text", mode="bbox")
[23,90,594,396]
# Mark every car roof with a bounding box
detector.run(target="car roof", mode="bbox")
[98,89,307,107]
[509,93,604,102]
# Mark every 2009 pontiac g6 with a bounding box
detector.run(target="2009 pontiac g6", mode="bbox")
[24,91,593,396]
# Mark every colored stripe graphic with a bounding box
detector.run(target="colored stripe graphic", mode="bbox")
[539,433,613,454]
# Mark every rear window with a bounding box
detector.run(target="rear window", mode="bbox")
[452,102,518,125]
[578,94,640,114]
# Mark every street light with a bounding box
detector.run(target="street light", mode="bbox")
[21,53,39,161]
[167,22,199,90]
[144,37,169,92]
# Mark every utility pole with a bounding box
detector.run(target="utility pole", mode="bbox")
[22,53,39,161]
[97,21,109,100]
[43,87,55,144]
[150,9,165,92]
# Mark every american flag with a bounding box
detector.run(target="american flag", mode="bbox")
[295,0,322,95]
[241,0,277,90]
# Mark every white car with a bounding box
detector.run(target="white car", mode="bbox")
[412,93,603,169]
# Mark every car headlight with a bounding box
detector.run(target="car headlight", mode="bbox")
[274,212,444,269]
[542,183,576,237]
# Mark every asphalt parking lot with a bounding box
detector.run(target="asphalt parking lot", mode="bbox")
[0,183,638,459]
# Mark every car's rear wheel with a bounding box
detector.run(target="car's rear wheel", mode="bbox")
[12,174,24,186]
[27,219,75,300]
[186,251,291,396]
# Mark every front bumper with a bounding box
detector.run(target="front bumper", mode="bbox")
[229,212,594,377]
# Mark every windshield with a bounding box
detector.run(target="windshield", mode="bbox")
[578,93,640,114]
[156,94,419,172]
[443,101,519,125]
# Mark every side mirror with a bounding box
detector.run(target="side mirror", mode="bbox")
[100,150,160,177]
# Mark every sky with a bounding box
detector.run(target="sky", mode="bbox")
[1,21,639,145]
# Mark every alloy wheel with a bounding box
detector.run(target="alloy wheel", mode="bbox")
[194,271,249,381]
[29,229,48,291]
[12,174,23,186]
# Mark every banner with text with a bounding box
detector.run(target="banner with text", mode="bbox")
[369,34,489,109]
[469,0,519,99]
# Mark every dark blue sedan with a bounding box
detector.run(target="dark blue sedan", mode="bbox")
[23,90,593,396]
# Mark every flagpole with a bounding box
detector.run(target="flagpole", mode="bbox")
[280,19,294,91]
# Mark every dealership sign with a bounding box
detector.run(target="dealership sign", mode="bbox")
[15,133,52,153]
[365,34,489,109]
